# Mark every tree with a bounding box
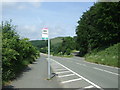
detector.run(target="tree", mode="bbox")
[2,20,40,84]
[76,2,120,56]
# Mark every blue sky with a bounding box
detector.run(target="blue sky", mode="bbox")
[2,2,94,40]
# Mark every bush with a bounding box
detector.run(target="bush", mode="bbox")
[2,20,40,85]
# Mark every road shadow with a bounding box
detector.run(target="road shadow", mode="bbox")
[2,85,18,90]
[14,66,32,81]
[2,66,32,90]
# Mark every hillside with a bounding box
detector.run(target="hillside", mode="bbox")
[30,37,64,51]
[51,37,63,46]
[85,43,119,68]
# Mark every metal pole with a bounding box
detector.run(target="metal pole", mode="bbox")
[48,30,50,79]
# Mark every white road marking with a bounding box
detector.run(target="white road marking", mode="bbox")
[76,63,87,67]
[84,85,94,88]
[83,60,119,69]
[61,78,82,84]
[68,57,119,69]
[51,59,103,89]
[93,67,119,76]
[55,71,70,74]
[58,74,75,78]
[75,61,118,76]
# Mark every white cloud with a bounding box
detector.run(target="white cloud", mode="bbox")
[17,24,43,40]
[22,25,37,32]
[2,0,42,2]
[2,2,42,10]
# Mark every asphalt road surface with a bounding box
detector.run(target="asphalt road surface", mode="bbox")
[7,55,61,88]
[49,54,119,89]
[8,54,119,89]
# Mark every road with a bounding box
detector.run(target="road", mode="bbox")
[6,55,61,88]
[49,54,119,89]
[7,54,119,89]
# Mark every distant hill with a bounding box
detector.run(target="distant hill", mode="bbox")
[51,37,63,46]
[30,37,64,50]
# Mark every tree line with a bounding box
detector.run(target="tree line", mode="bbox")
[51,37,76,56]
[2,20,40,85]
[76,2,120,56]
[31,37,76,56]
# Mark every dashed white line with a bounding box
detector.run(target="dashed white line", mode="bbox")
[61,78,82,84]
[55,71,70,74]
[51,59,103,89]
[58,74,75,78]
[76,63,87,67]
[93,67,119,76]
[84,85,94,88]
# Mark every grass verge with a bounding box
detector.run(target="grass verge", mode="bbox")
[85,43,119,68]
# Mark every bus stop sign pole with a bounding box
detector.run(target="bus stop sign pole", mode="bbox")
[42,28,50,79]
[48,30,50,79]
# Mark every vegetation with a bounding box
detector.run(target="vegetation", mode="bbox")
[76,2,120,56]
[30,2,120,67]
[2,20,40,85]
[76,2,119,67]
[31,36,77,57]
[85,43,119,67]
[30,40,48,53]
[51,36,76,56]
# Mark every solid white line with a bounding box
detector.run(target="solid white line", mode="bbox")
[55,71,70,74]
[51,59,103,89]
[84,85,94,88]
[68,57,119,69]
[83,60,119,69]
[58,74,75,78]
[93,67,119,76]
[61,78,82,84]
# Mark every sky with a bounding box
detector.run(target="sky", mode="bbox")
[2,2,94,40]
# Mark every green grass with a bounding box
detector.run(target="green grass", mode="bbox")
[85,43,119,68]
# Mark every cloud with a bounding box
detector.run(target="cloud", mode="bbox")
[3,2,42,10]
[2,0,42,2]
[18,25,37,34]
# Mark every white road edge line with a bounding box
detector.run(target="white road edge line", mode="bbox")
[51,59,103,90]
[68,58,119,69]
[83,60,119,69]
[84,85,94,88]
[55,71,70,74]
[61,78,82,84]
[93,67,119,76]
[58,74,75,78]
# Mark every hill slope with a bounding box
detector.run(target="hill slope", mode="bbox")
[30,37,64,50]
[85,43,119,67]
